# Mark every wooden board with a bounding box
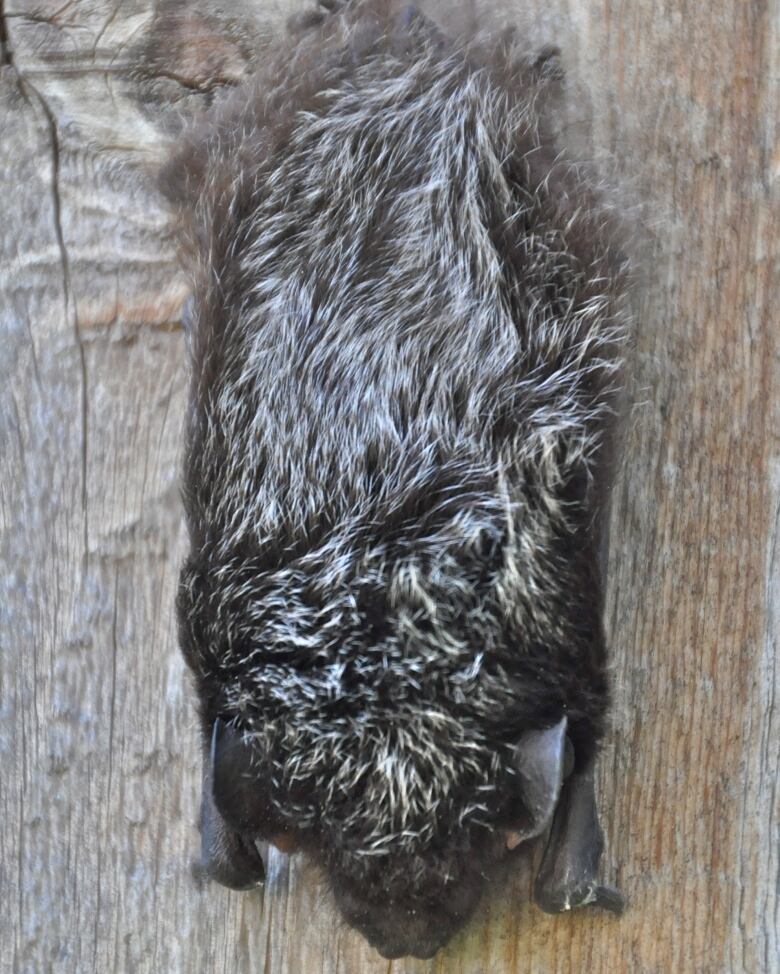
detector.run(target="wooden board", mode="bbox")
[1,1,777,971]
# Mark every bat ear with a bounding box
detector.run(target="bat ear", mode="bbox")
[505,716,569,850]
[210,717,263,833]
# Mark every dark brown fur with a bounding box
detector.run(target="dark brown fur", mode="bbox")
[162,0,629,958]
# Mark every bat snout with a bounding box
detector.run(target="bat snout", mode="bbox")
[335,883,471,960]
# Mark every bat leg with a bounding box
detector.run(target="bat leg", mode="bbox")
[533,759,623,915]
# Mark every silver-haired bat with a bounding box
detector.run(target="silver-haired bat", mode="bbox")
[162,0,628,959]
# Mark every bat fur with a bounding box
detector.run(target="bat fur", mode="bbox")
[161,0,630,958]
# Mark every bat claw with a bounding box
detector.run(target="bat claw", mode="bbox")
[594,884,625,916]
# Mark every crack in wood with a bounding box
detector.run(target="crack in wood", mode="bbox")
[0,0,13,68]
[17,73,91,566]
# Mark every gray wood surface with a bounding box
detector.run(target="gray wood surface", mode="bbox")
[1,1,777,972]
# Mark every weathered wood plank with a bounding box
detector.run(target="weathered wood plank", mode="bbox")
[1,1,777,972]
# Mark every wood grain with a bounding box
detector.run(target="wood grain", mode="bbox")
[1,1,777,972]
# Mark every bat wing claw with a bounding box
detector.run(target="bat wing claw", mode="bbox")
[532,760,624,916]
[594,884,625,915]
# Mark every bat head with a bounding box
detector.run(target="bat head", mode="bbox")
[195,713,572,958]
